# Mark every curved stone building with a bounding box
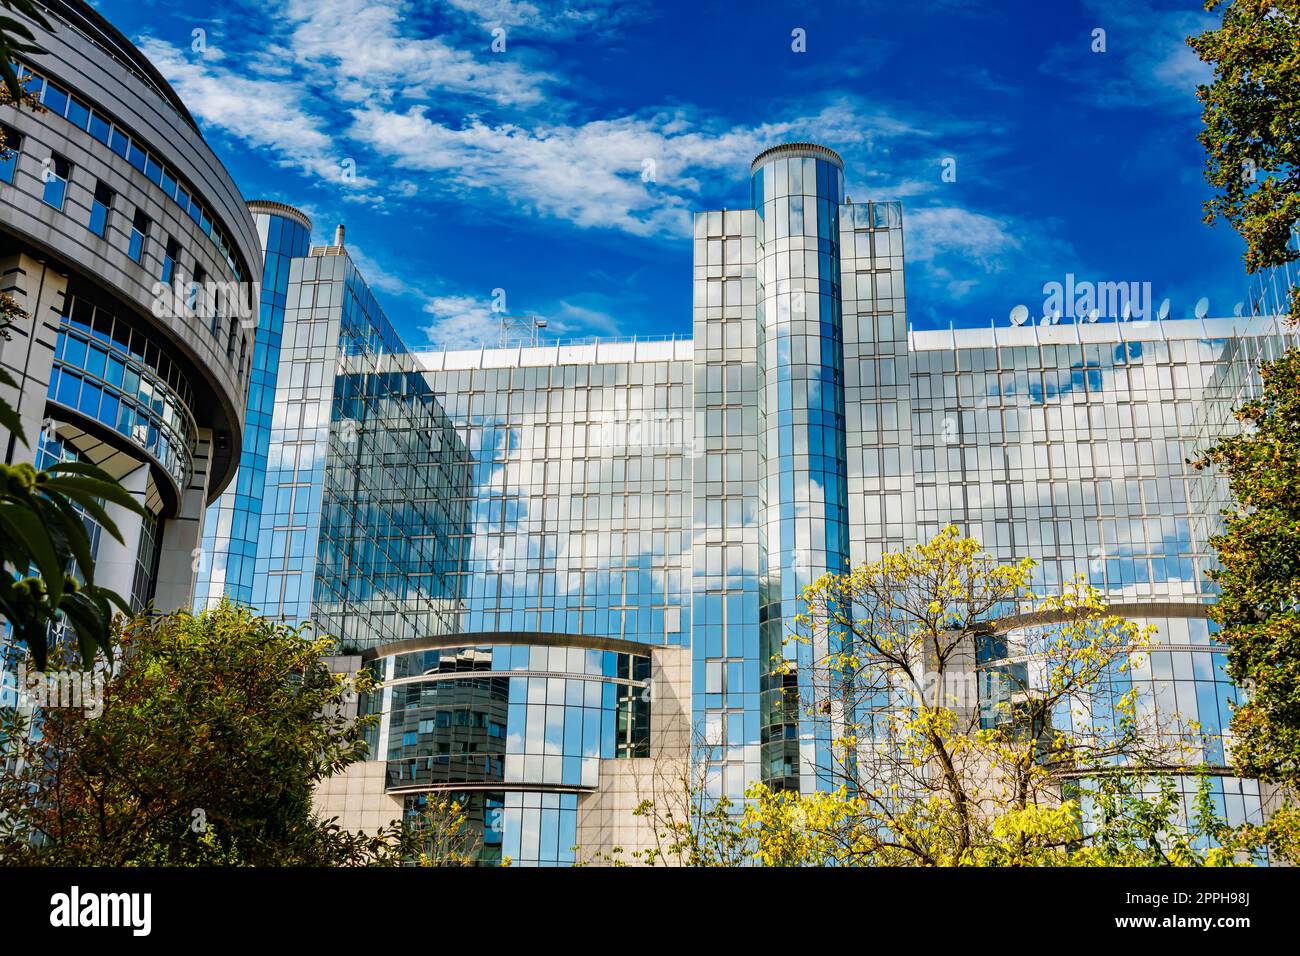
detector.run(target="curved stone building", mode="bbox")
[0,0,260,614]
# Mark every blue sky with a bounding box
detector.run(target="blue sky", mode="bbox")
[96,0,1246,348]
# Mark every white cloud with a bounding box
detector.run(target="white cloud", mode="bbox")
[905,206,1023,270]
[283,0,554,106]
[140,3,979,243]
[905,205,1079,304]
[411,286,624,350]
[137,37,357,184]
[346,244,621,348]
[345,98,947,238]
[552,300,620,337]
[421,294,505,349]
[1045,0,1215,112]
[442,0,638,38]
[136,0,1066,326]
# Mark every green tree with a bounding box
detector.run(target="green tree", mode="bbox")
[1194,347,1300,862]
[0,602,471,865]
[1190,1,1300,317]
[610,531,1249,867]
[787,527,1181,865]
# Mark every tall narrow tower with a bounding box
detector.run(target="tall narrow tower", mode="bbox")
[751,144,851,791]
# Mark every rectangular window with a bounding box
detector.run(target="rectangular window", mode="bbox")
[161,237,179,283]
[66,96,90,131]
[188,263,205,313]
[109,126,130,159]
[209,269,222,335]
[144,154,163,186]
[128,209,150,263]
[41,81,68,117]
[160,168,177,200]
[41,154,70,210]
[88,180,113,237]
[127,141,147,173]
[0,125,21,185]
[88,111,111,146]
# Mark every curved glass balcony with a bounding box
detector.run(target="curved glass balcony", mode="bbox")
[46,299,198,494]
[364,640,652,867]
[366,643,651,793]
[977,611,1265,830]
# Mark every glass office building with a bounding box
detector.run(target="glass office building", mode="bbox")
[246,226,467,649]
[184,142,1294,862]
[905,318,1299,826]
[194,201,312,608]
[400,145,1295,855]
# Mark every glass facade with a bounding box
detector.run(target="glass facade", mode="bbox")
[408,155,1295,828]
[191,142,1296,861]
[47,295,199,496]
[422,345,692,646]
[913,320,1300,828]
[195,204,311,608]
[368,640,651,865]
[250,246,467,649]
[690,209,766,799]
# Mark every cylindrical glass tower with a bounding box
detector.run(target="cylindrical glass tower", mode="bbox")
[194,201,312,608]
[750,144,850,791]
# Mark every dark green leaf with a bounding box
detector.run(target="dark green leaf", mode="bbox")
[0,500,63,605]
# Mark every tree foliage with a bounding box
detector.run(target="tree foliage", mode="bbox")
[616,531,1259,866]
[1194,347,1300,861]
[781,527,1186,864]
[1190,1,1300,316]
[0,602,470,865]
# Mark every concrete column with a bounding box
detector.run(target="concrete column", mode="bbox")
[92,462,149,604]
[152,428,212,611]
[0,253,66,464]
